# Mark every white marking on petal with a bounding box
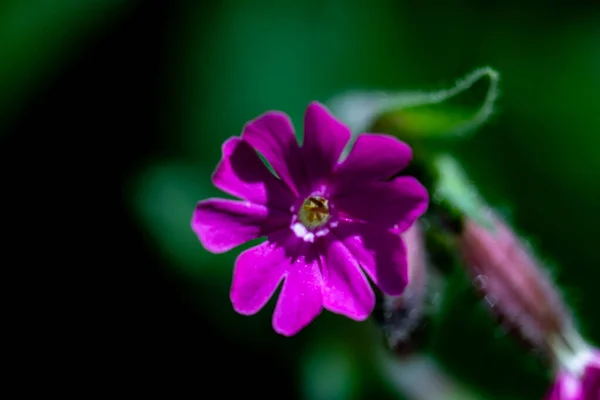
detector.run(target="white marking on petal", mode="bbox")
[291,222,316,242]
[315,228,329,237]
[291,222,308,238]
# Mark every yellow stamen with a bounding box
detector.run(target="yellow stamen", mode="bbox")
[298,196,330,229]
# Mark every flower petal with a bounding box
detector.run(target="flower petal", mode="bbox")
[212,137,296,210]
[332,176,429,232]
[334,222,408,296]
[272,244,323,336]
[230,230,291,315]
[191,198,289,253]
[302,102,350,184]
[321,237,375,320]
[242,111,307,196]
[547,373,583,400]
[583,356,600,400]
[333,134,412,187]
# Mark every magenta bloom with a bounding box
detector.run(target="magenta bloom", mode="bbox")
[546,351,600,400]
[191,102,428,336]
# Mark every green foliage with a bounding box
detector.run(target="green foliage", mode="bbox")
[329,67,499,143]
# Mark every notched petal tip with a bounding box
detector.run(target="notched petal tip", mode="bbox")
[242,110,296,142]
[272,259,323,337]
[302,101,351,183]
[273,322,304,337]
[253,109,293,122]
[387,176,430,233]
[229,238,288,316]
[221,135,243,153]
[241,109,306,196]
[332,133,413,189]
[210,136,243,186]
[272,297,323,337]
[272,305,324,337]
[231,303,256,316]
[403,176,430,212]
[191,201,229,254]
[364,133,414,170]
[343,308,371,322]
[211,135,296,209]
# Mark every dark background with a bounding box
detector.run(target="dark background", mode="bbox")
[2,1,599,398]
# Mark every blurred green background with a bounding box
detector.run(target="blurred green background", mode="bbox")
[2,1,599,398]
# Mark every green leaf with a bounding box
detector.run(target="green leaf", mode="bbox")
[328,67,499,142]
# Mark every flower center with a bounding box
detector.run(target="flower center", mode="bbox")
[298,196,330,229]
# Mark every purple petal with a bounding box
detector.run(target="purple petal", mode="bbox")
[583,356,600,400]
[332,134,412,187]
[302,102,350,184]
[546,373,583,400]
[212,137,295,210]
[321,238,375,320]
[242,111,307,196]
[272,244,323,336]
[332,176,429,232]
[230,231,290,315]
[191,198,289,253]
[334,222,408,296]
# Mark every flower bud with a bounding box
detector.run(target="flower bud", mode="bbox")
[457,209,570,354]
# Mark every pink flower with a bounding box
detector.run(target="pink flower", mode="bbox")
[546,351,600,400]
[191,102,428,336]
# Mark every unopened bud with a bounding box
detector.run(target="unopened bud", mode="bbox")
[456,209,600,399]
[457,209,570,354]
